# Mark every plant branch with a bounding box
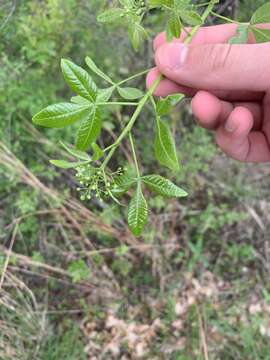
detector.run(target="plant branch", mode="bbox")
[129,132,140,178]
[98,102,139,106]
[101,74,163,169]
[211,10,240,24]
[117,68,152,86]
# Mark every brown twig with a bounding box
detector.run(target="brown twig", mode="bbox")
[0,222,19,291]
[196,304,209,360]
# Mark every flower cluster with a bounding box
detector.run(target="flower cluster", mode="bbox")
[75,165,127,202]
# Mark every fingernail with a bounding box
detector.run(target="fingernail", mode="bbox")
[225,118,237,133]
[156,43,188,70]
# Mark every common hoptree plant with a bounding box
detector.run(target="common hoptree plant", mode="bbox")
[32,1,270,236]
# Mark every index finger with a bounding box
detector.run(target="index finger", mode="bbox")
[154,23,241,51]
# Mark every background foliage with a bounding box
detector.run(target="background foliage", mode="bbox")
[1,1,270,359]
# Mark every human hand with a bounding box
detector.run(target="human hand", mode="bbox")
[147,24,270,162]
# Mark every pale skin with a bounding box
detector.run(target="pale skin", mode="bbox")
[146,23,270,162]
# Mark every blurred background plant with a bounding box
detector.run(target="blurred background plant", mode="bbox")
[1,0,270,359]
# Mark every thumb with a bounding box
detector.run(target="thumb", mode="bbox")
[155,42,270,92]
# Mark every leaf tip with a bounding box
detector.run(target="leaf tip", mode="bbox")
[180,190,188,197]
[32,112,41,125]
[61,58,72,71]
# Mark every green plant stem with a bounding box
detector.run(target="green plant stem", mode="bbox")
[101,74,163,169]
[185,0,220,43]
[150,95,156,110]
[129,133,140,178]
[98,102,139,106]
[117,69,152,86]
[195,1,218,7]
[211,11,240,24]
[211,12,270,42]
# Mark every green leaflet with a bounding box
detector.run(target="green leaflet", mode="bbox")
[61,59,97,102]
[166,12,182,40]
[85,56,114,84]
[114,174,136,195]
[250,3,270,25]
[85,57,116,101]
[250,3,270,43]
[50,160,89,169]
[156,94,185,116]
[32,103,91,128]
[97,8,125,24]
[180,11,202,26]
[154,116,179,171]
[156,99,172,117]
[142,175,187,197]
[128,181,148,236]
[71,96,91,105]
[128,21,147,51]
[60,141,90,161]
[250,27,270,43]
[167,93,185,106]
[97,87,115,102]
[76,106,102,151]
[117,86,144,100]
[229,24,249,44]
